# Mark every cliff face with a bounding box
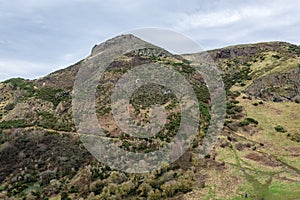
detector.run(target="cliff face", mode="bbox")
[245,68,300,102]
[208,41,300,60]
[0,36,300,199]
[207,41,300,103]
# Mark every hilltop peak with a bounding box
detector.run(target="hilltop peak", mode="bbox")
[91,34,155,56]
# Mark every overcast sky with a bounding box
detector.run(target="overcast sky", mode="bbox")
[0,0,300,81]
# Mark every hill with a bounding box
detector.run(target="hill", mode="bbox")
[0,35,299,199]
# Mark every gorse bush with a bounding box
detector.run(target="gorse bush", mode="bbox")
[199,102,211,122]
[36,87,69,107]
[0,119,28,129]
[275,125,286,133]
[4,78,35,96]
[245,117,259,125]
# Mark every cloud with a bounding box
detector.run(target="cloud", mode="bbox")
[176,10,241,29]
[171,1,300,49]
[175,2,291,30]
[129,28,202,54]
[0,0,300,81]
[0,59,64,81]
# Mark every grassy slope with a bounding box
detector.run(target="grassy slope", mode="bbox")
[186,97,300,200]
[184,44,300,200]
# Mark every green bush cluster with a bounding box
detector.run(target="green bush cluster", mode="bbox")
[61,192,71,200]
[272,54,281,59]
[274,125,286,133]
[226,102,243,116]
[192,83,210,103]
[97,106,111,116]
[245,117,259,125]
[35,87,69,107]
[223,67,252,90]
[37,111,73,132]
[4,78,35,96]
[238,117,259,127]
[238,120,250,127]
[0,119,28,129]
[199,102,211,122]
[87,167,196,199]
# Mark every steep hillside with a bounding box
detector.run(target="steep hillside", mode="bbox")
[183,41,300,199]
[0,36,299,200]
[208,41,300,102]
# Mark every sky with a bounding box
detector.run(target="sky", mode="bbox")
[0,0,300,81]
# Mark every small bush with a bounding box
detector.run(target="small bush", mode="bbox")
[274,125,286,133]
[69,185,79,193]
[272,54,281,59]
[4,103,15,111]
[61,192,71,200]
[121,141,131,150]
[98,106,111,116]
[231,100,240,104]
[289,133,300,142]
[234,106,243,112]
[199,102,211,122]
[232,91,241,97]
[238,120,250,127]
[245,118,259,125]
[227,102,236,110]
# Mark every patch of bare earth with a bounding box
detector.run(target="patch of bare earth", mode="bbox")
[244,152,281,167]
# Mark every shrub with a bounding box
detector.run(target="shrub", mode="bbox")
[161,181,178,197]
[4,103,15,111]
[148,189,162,200]
[0,119,27,129]
[98,106,111,116]
[61,192,71,200]
[272,54,281,59]
[69,185,79,193]
[36,87,69,107]
[234,106,243,112]
[245,118,259,125]
[177,170,195,193]
[199,102,211,122]
[238,120,250,127]
[121,141,131,150]
[274,125,286,133]
[4,78,35,95]
[289,133,300,142]
[231,100,240,104]
[137,183,152,197]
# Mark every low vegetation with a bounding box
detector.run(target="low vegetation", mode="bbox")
[0,39,299,199]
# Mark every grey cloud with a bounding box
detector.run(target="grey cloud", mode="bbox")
[0,0,299,81]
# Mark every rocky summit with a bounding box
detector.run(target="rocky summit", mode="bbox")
[0,35,300,199]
